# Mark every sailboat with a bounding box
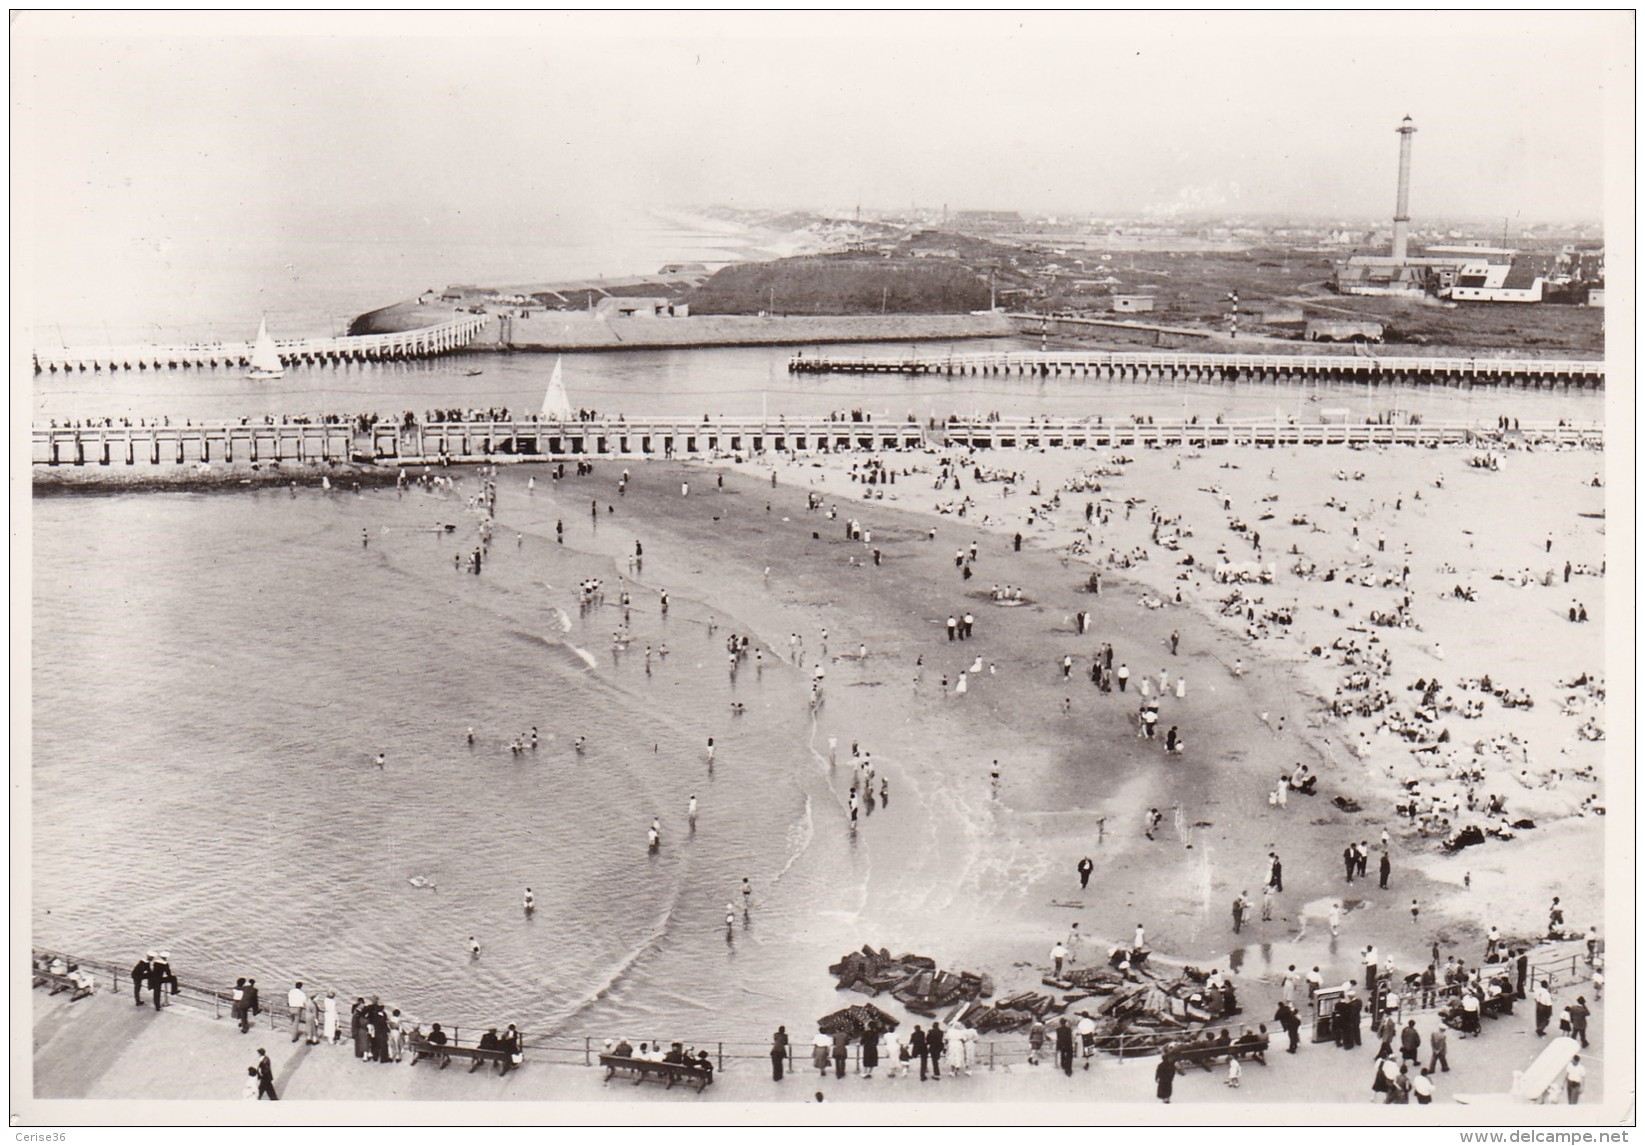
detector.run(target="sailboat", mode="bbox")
[245,316,286,380]
[541,355,573,421]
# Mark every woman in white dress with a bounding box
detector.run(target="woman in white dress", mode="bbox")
[322,990,339,1043]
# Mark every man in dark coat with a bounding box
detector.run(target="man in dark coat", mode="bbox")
[231,977,248,1030]
[255,1048,278,1100]
[1344,993,1364,1048]
[368,997,391,1064]
[1077,856,1094,890]
[131,953,153,1006]
[148,955,171,1011]
[479,1028,502,1073]
[241,979,261,1034]
[1275,1001,1302,1053]
[1055,1017,1075,1076]
[926,1022,945,1079]
[771,1026,789,1081]
[1379,851,1392,890]
[1155,1055,1175,1103]
[909,1025,928,1081]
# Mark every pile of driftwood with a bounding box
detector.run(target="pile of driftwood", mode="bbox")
[817,1003,900,1038]
[956,990,1064,1033]
[1039,959,1241,1057]
[828,945,993,1017]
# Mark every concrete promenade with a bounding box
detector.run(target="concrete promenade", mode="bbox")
[26,978,1608,1115]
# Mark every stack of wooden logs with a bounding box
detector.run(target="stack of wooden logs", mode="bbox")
[828,945,993,1017]
[817,1003,900,1038]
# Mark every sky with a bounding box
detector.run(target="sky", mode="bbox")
[13,11,1626,240]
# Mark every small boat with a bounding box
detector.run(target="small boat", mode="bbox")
[465,368,484,377]
[408,875,438,890]
[542,356,573,420]
[245,316,286,380]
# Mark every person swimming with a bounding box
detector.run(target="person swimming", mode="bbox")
[523,888,535,913]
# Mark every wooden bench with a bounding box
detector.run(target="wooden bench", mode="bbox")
[598,1053,712,1091]
[33,970,91,1000]
[1168,1037,1270,1074]
[408,1035,514,1074]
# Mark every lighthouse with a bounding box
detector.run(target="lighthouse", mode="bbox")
[1391,116,1417,263]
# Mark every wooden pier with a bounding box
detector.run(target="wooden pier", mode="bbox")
[32,314,494,374]
[788,349,1605,389]
[32,414,1601,470]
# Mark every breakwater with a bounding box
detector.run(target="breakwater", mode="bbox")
[469,311,1016,351]
[31,415,1603,471]
[31,314,493,374]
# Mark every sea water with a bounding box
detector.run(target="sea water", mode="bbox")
[31,482,875,1046]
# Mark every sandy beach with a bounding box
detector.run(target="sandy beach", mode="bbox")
[469,433,1608,1023]
[28,434,1614,1111]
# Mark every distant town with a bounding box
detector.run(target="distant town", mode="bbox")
[345,118,1601,359]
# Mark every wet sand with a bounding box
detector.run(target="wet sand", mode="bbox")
[480,436,1602,1018]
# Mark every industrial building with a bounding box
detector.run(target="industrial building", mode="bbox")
[1333,118,1603,305]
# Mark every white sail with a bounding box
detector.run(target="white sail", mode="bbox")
[247,316,285,378]
[541,356,572,420]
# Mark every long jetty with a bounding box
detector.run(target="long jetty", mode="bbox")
[32,415,1602,469]
[788,349,1605,388]
[31,314,494,374]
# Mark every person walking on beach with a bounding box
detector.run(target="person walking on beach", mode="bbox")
[1117,664,1130,692]
[1261,884,1275,921]
[1155,1055,1175,1103]
[1077,856,1094,890]
[926,1022,945,1079]
[831,1027,850,1079]
[1328,901,1342,937]
[1379,850,1392,890]
[770,1026,789,1081]
[1051,940,1069,978]
[1269,852,1284,892]
[1232,892,1249,934]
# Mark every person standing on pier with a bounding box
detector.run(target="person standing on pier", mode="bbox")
[287,982,310,1044]
[148,953,171,1012]
[131,952,153,1007]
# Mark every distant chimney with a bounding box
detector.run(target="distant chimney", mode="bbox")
[1392,116,1417,263]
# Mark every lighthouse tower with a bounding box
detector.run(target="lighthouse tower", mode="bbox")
[1391,116,1418,263]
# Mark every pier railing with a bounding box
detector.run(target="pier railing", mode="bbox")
[31,413,1603,469]
[32,314,493,374]
[35,943,1598,1079]
[33,948,1269,1072]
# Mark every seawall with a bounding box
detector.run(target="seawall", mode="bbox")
[352,302,1016,350]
